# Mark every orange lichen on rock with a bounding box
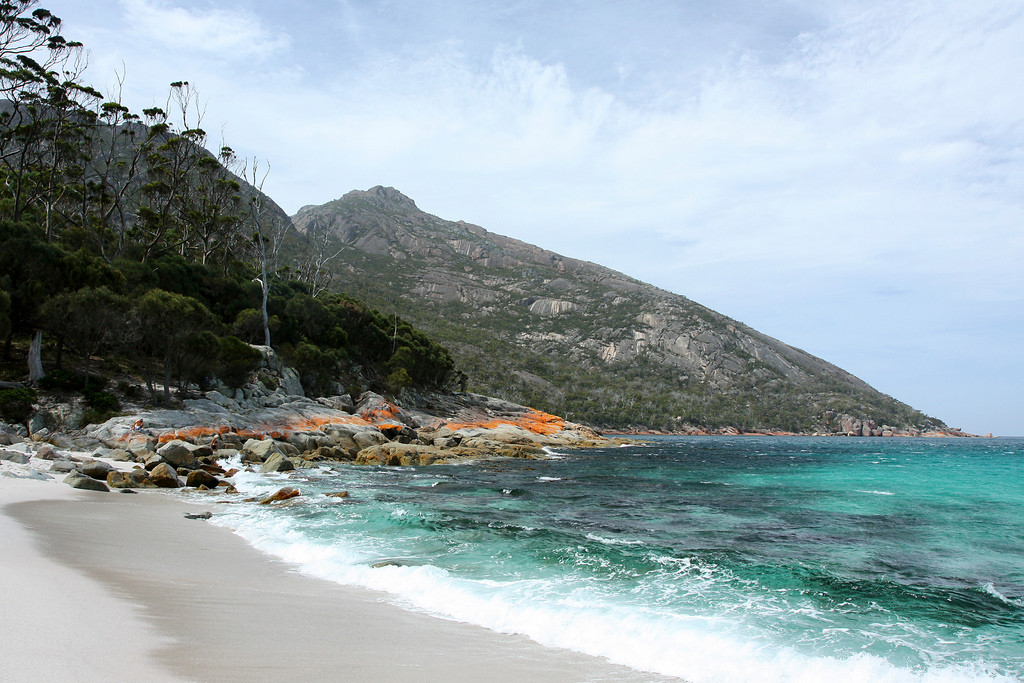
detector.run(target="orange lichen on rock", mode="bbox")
[444,409,565,436]
[359,407,403,425]
[144,414,374,444]
[156,425,232,443]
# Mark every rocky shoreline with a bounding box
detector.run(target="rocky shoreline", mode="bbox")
[607,412,979,438]
[0,347,982,498]
[1,348,615,495]
[1,387,612,493]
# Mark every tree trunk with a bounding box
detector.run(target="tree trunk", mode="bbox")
[260,266,271,347]
[28,330,45,383]
[163,360,172,405]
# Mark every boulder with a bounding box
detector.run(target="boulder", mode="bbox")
[204,390,238,410]
[106,471,130,488]
[4,423,28,438]
[148,462,181,488]
[127,437,158,456]
[64,471,110,492]
[325,491,349,498]
[28,411,50,435]
[185,469,220,489]
[243,438,282,462]
[259,487,300,504]
[49,459,77,473]
[380,425,417,443]
[189,443,215,459]
[352,430,387,450]
[144,454,165,471]
[322,429,360,454]
[311,445,356,461]
[129,468,154,487]
[279,366,305,397]
[106,469,154,489]
[34,445,58,460]
[213,433,245,449]
[356,442,449,466]
[316,394,355,413]
[213,448,240,460]
[156,440,199,469]
[286,432,322,453]
[260,452,295,473]
[0,450,30,464]
[355,392,418,427]
[106,448,134,462]
[80,460,114,480]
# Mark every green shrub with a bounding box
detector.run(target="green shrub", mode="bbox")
[386,368,413,394]
[0,388,36,425]
[82,388,119,413]
[288,342,339,396]
[216,336,263,388]
[232,308,265,344]
[38,369,103,392]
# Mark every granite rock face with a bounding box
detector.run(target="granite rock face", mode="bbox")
[290,187,951,434]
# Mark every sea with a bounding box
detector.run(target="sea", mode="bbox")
[205,436,1024,682]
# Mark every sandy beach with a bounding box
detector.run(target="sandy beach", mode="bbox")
[1,470,675,682]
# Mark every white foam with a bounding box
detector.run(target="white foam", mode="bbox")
[983,583,1024,607]
[585,533,646,547]
[856,490,896,496]
[209,504,1013,683]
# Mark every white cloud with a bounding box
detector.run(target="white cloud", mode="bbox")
[119,0,290,60]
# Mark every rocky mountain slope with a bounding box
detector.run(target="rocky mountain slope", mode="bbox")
[291,186,947,434]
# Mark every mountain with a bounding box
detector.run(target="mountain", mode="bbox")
[291,186,947,434]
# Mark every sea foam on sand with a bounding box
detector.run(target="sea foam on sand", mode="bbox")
[0,452,667,682]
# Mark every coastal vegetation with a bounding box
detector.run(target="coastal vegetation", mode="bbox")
[0,1,457,420]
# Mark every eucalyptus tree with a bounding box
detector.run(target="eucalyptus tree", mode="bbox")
[0,1,86,228]
[295,215,344,297]
[77,71,151,261]
[40,286,128,380]
[134,288,216,404]
[241,157,287,347]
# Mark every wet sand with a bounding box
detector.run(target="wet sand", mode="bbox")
[1,480,675,682]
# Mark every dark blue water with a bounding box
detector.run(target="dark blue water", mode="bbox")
[211,436,1024,682]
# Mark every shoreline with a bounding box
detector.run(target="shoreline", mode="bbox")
[1,475,677,682]
[603,428,986,438]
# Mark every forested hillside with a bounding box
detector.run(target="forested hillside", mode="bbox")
[0,1,458,426]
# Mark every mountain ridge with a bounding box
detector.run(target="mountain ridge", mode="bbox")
[292,186,948,435]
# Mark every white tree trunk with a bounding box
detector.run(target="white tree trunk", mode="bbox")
[28,330,44,383]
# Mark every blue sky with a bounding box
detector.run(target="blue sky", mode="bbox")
[43,0,1024,435]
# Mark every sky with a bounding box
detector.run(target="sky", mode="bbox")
[40,0,1024,435]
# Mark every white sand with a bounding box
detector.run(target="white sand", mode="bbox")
[1,453,678,682]
[0,478,178,682]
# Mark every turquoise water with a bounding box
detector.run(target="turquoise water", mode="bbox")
[210,437,1024,682]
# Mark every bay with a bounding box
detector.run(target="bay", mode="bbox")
[207,436,1024,682]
